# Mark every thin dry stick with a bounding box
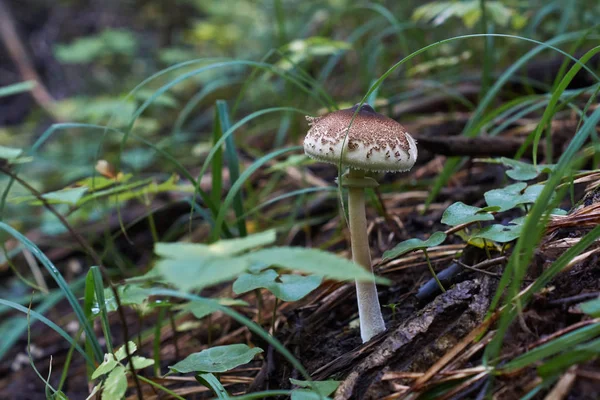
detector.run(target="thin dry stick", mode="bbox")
[0,166,144,400]
[0,0,61,120]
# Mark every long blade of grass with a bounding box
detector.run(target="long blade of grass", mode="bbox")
[0,81,36,97]
[211,146,302,240]
[484,107,600,364]
[198,107,310,188]
[500,322,600,372]
[0,223,103,362]
[217,100,247,237]
[211,106,224,207]
[91,266,113,353]
[0,299,94,366]
[530,46,600,165]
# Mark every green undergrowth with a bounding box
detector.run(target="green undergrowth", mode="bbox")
[1,1,600,398]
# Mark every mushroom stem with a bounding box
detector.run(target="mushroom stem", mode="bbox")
[347,169,386,342]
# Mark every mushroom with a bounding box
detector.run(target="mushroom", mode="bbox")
[304,103,418,342]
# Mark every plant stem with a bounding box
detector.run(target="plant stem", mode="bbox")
[347,169,386,342]
[423,249,446,293]
[255,289,263,326]
[271,298,279,336]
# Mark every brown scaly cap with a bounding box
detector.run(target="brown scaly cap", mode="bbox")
[303,104,418,172]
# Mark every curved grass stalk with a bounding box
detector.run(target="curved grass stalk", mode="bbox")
[0,299,94,366]
[211,146,302,239]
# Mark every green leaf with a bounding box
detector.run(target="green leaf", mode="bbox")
[126,355,155,370]
[55,29,137,64]
[441,202,494,226]
[382,232,446,260]
[242,247,389,284]
[182,298,248,319]
[580,298,600,317]
[114,341,137,361]
[0,145,23,161]
[91,354,118,379]
[156,256,249,292]
[233,270,322,302]
[100,284,153,312]
[484,183,527,212]
[479,157,555,181]
[290,378,340,400]
[470,223,522,243]
[169,344,263,373]
[155,229,276,259]
[102,365,127,400]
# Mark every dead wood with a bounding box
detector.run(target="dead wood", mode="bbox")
[332,277,491,399]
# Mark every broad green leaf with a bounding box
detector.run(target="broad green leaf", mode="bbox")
[91,354,118,379]
[382,232,447,260]
[100,284,153,312]
[102,365,127,400]
[233,270,322,302]
[115,341,137,361]
[155,229,276,259]
[484,183,527,212]
[580,298,600,317]
[156,257,249,292]
[521,184,544,204]
[441,202,494,226]
[169,344,263,373]
[242,247,389,284]
[126,355,155,370]
[471,223,522,243]
[182,298,248,319]
[0,145,23,161]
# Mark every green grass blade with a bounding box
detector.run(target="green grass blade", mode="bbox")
[198,107,310,189]
[196,373,230,399]
[211,146,302,240]
[0,223,103,362]
[172,78,243,138]
[91,266,113,353]
[217,100,247,236]
[500,322,600,372]
[83,270,96,377]
[236,187,336,224]
[531,46,600,165]
[484,107,600,364]
[0,81,36,98]
[0,299,94,367]
[211,106,224,207]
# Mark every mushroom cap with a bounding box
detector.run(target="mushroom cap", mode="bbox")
[303,104,417,172]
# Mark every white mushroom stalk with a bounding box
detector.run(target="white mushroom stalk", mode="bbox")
[304,103,418,343]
